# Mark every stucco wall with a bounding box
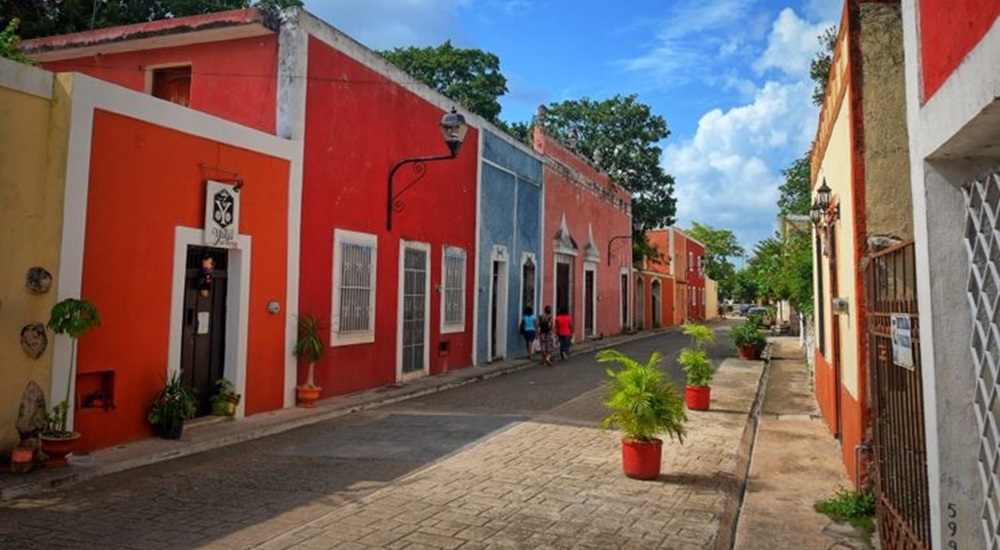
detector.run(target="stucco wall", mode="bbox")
[0,61,66,454]
[477,130,543,362]
[860,3,913,242]
[705,279,719,320]
[918,0,1000,100]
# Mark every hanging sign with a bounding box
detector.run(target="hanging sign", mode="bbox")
[890,313,914,370]
[204,181,240,248]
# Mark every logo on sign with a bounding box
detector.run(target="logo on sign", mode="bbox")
[214,189,235,227]
[204,181,240,248]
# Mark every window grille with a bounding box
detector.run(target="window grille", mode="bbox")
[443,247,465,328]
[332,229,377,345]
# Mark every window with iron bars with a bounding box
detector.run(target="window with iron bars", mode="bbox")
[332,229,377,346]
[442,246,466,332]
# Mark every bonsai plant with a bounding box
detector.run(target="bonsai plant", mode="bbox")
[730,321,767,360]
[210,378,241,417]
[148,371,197,439]
[678,322,716,411]
[41,297,101,467]
[294,314,326,408]
[597,349,687,480]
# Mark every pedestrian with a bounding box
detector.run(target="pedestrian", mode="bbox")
[537,305,555,366]
[555,306,573,361]
[520,305,537,358]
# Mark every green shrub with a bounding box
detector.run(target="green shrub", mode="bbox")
[679,348,712,387]
[814,488,877,533]
[597,349,687,443]
[730,322,766,350]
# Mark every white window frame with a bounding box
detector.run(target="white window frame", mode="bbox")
[440,245,467,334]
[331,229,377,346]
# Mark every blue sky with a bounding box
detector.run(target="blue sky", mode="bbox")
[304,0,840,252]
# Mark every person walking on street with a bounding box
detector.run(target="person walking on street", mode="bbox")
[520,306,537,359]
[555,307,573,361]
[537,305,555,366]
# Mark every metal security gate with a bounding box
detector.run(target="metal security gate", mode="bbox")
[866,240,930,549]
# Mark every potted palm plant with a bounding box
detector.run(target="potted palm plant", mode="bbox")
[294,314,326,408]
[678,322,716,411]
[598,349,688,480]
[41,298,100,467]
[730,321,766,360]
[148,372,197,439]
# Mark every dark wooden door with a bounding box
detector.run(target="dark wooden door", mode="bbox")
[556,261,571,314]
[584,270,595,336]
[181,247,227,416]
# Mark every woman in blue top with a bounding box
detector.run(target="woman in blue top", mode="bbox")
[520,306,537,358]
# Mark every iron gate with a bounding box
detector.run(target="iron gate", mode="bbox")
[866,240,930,549]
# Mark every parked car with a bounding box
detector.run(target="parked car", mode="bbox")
[739,304,752,316]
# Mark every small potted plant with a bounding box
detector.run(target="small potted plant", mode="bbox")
[730,321,767,360]
[41,297,101,467]
[210,378,241,417]
[678,322,716,411]
[148,372,197,439]
[294,314,326,408]
[598,349,687,480]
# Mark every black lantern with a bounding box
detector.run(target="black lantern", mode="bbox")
[387,107,469,231]
[816,178,832,210]
[810,201,824,226]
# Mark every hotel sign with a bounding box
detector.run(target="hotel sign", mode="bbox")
[204,181,240,248]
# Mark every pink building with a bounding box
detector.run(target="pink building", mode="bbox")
[532,123,633,341]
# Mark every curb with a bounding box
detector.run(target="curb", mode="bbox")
[714,342,772,550]
[1,327,674,501]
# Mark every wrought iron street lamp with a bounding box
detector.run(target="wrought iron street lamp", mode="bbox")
[810,178,840,229]
[607,218,643,266]
[386,108,469,231]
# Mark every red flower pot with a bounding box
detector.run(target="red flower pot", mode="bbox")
[40,432,81,468]
[686,385,712,411]
[296,386,322,408]
[621,437,663,480]
[738,345,761,360]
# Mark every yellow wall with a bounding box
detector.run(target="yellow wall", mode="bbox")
[0,61,68,453]
[818,90,861,399]
[705,278,719,320]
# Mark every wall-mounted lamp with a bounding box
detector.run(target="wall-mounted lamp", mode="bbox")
[607,218,643,266]
[386,108,469,231]
[810,178,841,228]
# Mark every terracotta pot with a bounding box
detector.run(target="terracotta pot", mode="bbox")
[738,345,761,360]
[620,437,663,480]
[10,446,34,474]
[686,385,712,411]
[40,432,81,468]
[296,386,322,408]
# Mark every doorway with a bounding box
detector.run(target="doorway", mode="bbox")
[181,246,228,416]
[635,278,645,330]
[583,264,596,337]
[651,280,662,327]
[621,272,629,330]
[555,253,573,317]
[401,244,429,377]
[489,249,508,361]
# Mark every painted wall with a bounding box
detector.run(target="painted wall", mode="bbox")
[673,230,689,326]
[76,108,290,449]
[0,61,67,454]
[39,34,280,134]
[705,278,719,320]
[534,128,633,341]
[918,0,1000,101]
[903,0,1000,546]
[687,239,706,321]
[298,36,479,396]
[477,129,543,363]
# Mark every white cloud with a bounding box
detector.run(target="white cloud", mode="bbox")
[663,79,817,249]
[755,8,832,76]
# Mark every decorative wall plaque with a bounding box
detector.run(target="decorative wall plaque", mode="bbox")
[25,267,52,294]
[20,323,47,359]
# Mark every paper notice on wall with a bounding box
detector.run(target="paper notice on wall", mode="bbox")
[891,313,913,370]
[197,311,210,335]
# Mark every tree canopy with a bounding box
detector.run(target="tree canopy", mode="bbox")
[685,222,744,299]
[380,41,508,124]
[810,26,837,106]
[2,0,301,39]
[777,153,811,218]
[538,95,677,231]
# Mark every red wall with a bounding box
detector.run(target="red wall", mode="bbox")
[42,34,279,134]
[687,240,706,320]
[298,37,478,397]
[78,109,289,449]
[919,0,1000,100]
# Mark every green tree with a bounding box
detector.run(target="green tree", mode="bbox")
[778,153,812,218]
[0,18,34,64]
[3,0,301,39]
[810,26,837,106]
[380,40,508,124]
[685,222,744,299]
[537,95,677,231]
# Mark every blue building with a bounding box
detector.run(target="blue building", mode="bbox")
[474,130,544,363]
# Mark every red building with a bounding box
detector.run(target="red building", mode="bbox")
[22,7,483,444]
[532,121,633,341]
[635,229,676,330]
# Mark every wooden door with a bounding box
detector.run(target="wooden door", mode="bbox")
[181,247,227,416]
